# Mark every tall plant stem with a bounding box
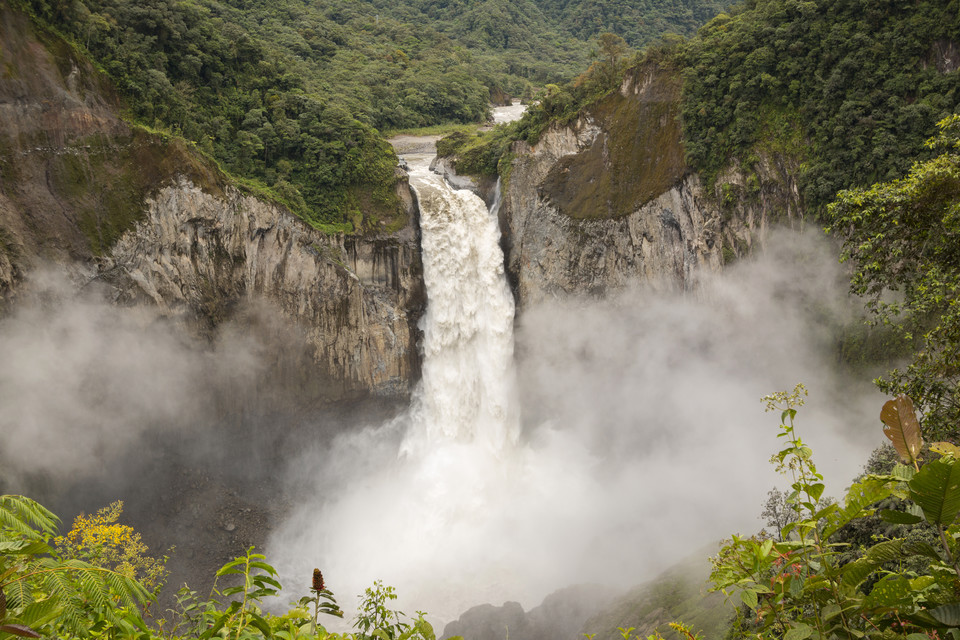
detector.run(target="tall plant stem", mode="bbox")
[937,523,960,579]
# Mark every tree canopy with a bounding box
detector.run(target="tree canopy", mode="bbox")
[829,115,960,440]
[13,0,726,230]
[680,0,960,215]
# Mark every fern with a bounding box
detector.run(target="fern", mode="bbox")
[0,496,153,638]
[0,496,59,538]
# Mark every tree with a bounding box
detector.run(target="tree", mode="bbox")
[759,488,798,542]
[827,114,960,440]
[596,32,628,88]
[54,501,169,595]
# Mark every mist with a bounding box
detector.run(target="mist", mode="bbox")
[0,269,403,601]
[0,231,888,629]
[268,230,886,627]
[0,271,255,482]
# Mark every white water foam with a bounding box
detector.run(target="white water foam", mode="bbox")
[400,154,519,457]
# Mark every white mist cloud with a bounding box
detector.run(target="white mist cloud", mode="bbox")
[0,269,264,483]
[268,229,886,629]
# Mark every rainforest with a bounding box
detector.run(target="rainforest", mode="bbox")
[3,0,960,639]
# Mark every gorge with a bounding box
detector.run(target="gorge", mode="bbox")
[3,0,958,638]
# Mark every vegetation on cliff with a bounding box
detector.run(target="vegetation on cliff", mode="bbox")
[436,31,641,177]
[450,0,960,221]
[828,115,960,443]
[680,0,960,215]
[8,0,726,232]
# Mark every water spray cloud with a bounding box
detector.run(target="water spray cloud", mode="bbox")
[269,201,884,626]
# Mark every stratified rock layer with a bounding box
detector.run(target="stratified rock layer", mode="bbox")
[0,2,425,400]
[106,178,424,397]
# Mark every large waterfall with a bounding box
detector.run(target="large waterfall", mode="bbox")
[269,108,883,631]
[400,154,519,457]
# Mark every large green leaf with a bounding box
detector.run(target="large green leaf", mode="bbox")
[865,539,905,564]
[909,459,960,525]
[902,540,944,562]
[880,395,923,466]
[864,575,913,609]
[840,558,875,587]
[931,604,960,626]
[879,509,923,525]
[784,623,813,640]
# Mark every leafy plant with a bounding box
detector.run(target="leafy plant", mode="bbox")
[198,546,282,640]
[297,568,343,634]
[711,387,960,639]
[353,581,435,640]
[829,115,960,442]
[0,494,152,639]
[55,500,170,595]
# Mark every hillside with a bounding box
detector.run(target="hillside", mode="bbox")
[680,0,960,214]
[11,0,728,230]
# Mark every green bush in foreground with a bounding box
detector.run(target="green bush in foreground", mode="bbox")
[0,495,438,640]
[711,386,960,640]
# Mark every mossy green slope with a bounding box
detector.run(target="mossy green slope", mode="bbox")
[541,63,686,220]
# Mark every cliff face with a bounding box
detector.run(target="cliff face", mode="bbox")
[0,2,425,400]
[105,178,424,398]
[499,64,801,308]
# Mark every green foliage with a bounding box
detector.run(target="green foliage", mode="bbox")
[828,115,960,441]
[350,580,435,640]
[438,32,661,178]
[0,495,152,639]
[679,0,960,214]
[9,0,728,228]
[54,501,170,595]
[298,569,343,635]
[437,123,520,176]
[0,495,441,640]
[712,389,960,639]
[533,0,727,48]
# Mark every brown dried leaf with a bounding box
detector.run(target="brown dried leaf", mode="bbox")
[0,624,41,638]
[880,395,923,465]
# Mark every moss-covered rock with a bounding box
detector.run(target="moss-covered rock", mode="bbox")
[541,63,686,220]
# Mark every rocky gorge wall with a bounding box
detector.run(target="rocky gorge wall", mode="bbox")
[497,63,804,308]
[104,177,424,399]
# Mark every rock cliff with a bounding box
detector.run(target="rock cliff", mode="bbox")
[498,63,802,308]
[104,177,424,398]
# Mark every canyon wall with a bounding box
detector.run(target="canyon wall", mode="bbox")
[498,63,803,308]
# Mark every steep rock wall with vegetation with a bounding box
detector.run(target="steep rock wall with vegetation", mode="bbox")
[499,63,792,307]
[0,0,426,400]
[106,178,424,398]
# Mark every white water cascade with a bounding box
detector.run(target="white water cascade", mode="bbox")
[272,137,538,624]
[269,104,884,631]
[400,154,519,457]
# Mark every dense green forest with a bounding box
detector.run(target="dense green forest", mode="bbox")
[680,0,960,214]
[459,0,960,209]
[12,0,726,231]
[534,0,725,47]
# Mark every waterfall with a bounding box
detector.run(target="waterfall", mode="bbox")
[400,156,518,457]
